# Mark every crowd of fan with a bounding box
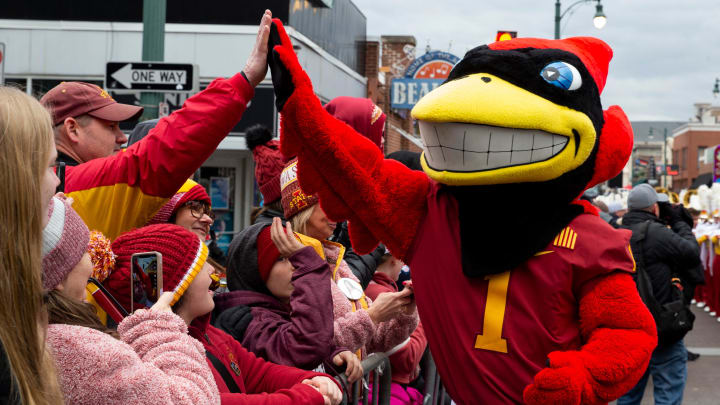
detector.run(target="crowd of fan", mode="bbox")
[0,11,427,405]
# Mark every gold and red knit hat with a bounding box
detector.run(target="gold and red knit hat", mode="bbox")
[105,223,209,311]
[280,158,319,219]
[147,179,211,225]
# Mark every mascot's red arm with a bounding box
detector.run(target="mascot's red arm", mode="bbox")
[524,272,657,405]
[269,19,429,258]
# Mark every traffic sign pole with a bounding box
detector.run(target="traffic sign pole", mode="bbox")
[140,0,166,120]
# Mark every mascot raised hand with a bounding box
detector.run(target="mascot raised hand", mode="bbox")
[267,19,656,405]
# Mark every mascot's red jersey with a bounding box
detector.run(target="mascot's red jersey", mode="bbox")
[266,19,657,405]
[409,181,636,403]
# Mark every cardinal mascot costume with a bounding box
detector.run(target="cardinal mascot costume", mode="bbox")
[266,19,657,405]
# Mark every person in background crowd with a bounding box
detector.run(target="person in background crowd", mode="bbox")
[147,178,227,267]
[0,86,63,404]
[39,10,273,242]
[607,201,626,228]
[214,218,363,383]
[107,223,342,405]
[593,199,613,223]
[42,197,220,404]
[323,97,389,288]
[281,158,418,359]
[609,201,628,217]
[365,253,428,405]
[246,124,290,224]
[618,184,702,405]
[687,207,701,229]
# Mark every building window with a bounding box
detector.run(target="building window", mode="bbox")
[698,146,707,166]
[681,148,687,170]
[4,78,27,91]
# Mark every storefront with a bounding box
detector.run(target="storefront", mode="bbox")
[1,0,368,253]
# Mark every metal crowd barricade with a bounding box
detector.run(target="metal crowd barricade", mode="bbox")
[337,353,392,405]
[421,351,448,405]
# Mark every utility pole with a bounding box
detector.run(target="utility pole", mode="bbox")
[140,0,166,120]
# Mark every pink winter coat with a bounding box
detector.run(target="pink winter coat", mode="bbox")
[47,309,220,405]
[322,241,418,357]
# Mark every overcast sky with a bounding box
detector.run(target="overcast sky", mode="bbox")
[356,0,720,122]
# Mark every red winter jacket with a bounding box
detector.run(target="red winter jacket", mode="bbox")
[66,73,253,241]
[189,315,340,405]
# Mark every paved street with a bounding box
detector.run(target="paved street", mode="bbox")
[612,306,720,404]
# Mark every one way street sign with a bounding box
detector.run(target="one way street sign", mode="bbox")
[106,62,198,93]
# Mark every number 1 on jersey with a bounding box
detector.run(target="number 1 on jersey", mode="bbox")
[474,271,511,353]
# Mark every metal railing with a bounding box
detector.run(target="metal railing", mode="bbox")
[335,349,450,405]
[337,353,392,405]
[421,351,448,405]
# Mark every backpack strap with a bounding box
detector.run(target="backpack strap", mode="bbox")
[629,221,663,319]
[206,350,242,393]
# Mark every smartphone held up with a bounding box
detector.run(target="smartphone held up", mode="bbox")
[130,251,163,312]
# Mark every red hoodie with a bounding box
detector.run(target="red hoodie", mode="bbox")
[189,315,341,405]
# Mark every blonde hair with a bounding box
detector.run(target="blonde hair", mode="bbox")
[290,204,316,237]
[0,86,62,404]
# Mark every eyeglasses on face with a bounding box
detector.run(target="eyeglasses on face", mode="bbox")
[183,200,216,221]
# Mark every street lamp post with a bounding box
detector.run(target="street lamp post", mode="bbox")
[649,127,669,188]
[554,0,607,40]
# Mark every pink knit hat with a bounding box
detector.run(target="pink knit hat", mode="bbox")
[42,197,91,290]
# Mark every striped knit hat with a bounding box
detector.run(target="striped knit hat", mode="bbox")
[105,223,209,310]
[42,197,91,291]
[280,158,319,219]
[147,179,211,225]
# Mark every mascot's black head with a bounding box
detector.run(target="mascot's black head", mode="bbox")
[411,37,633,275]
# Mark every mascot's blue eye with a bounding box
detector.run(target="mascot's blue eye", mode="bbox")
[540,61,582,91]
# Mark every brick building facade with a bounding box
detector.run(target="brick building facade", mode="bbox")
[364,36,423,155]
[670,104,720,190]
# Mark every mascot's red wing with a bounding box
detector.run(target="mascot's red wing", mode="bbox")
[272,19,430,257]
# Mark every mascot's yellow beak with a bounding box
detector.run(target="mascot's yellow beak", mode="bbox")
[411,73,597,186]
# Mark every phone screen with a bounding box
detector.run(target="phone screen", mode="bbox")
[55,161,66,193]
[130,252,163,311]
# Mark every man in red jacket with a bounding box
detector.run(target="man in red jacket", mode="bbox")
[41,10,274,242]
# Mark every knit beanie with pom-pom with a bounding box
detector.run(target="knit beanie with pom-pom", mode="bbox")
[246,124,290,204]
[105,224,208,311]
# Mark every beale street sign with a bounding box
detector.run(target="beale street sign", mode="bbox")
[390,50,460,109]
[105,62,197,93]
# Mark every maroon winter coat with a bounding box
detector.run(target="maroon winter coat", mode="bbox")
[189,314,338,404]
[215,244,345,371]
